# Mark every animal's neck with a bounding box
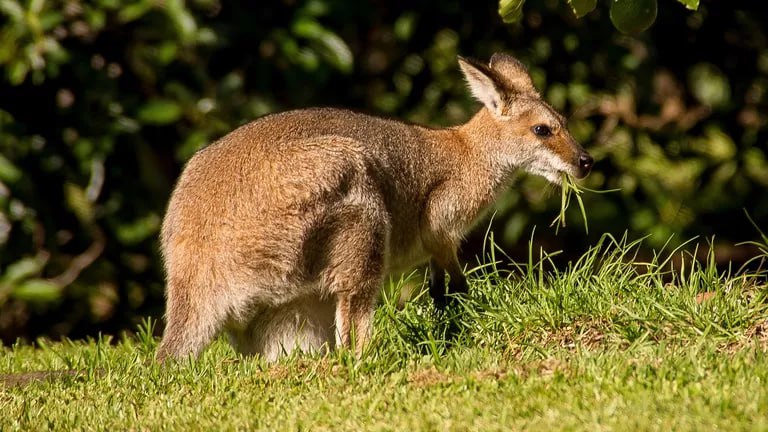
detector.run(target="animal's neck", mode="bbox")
[417,109,521,231]
[455,108,521,199]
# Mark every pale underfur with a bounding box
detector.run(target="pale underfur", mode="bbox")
[156,53,591,362]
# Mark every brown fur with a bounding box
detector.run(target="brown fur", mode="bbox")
[156,53,592,362]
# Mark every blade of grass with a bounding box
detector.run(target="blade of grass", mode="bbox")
[550,173,619,234]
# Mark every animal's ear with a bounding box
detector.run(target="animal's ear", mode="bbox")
[488,53,537,96]
[458,56,506,117]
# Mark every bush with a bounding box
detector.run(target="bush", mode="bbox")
[0,0,766,341]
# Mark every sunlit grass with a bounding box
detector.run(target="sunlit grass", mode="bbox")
[1,234,767,431]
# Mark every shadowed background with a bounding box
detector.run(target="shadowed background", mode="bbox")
[0,0,766,343]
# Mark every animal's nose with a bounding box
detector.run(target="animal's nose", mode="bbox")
[579,153,594,173]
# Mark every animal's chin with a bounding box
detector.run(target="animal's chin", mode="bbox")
[547,166,585,184]
[524,158,577,185]
[522,164,563,185]
[544,171,563,185]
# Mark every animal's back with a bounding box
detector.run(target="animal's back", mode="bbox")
[162,108,444,281]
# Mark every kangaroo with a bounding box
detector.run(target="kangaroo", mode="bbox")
[156,53,593,362]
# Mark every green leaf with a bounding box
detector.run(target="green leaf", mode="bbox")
[39,10,63,31]
[0,0,24,21]
[117,0,152,23]
[568,0,597,18]
[137,99,182,125]
[677,0,699,10]
[165,0,197,44]
[313,32,353,74]
[688,63,730,108]
[64,182,94,223]
[2,257,45,284]
[8,60,28,84]
[116,213,161,245]
[178,131,208,161]
[292,17,324,38]
[156,41,179,65]
[12,279,61,302]
[85,7,106,30]
[610,0,658,34]
[695,126,736,161]
[292,19,353,74]
[0,153,22,183]
[394,12,418,41]
[499,0,526,23]
[298,0,329,17]
[29,0,44,14]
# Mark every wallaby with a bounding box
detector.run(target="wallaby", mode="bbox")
[156,53,593,362]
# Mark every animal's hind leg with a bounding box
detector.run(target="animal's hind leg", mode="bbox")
[325,206,387,356]
[334,277,381,355]
[156,277,223,363]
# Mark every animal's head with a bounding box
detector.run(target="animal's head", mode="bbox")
[458,53,593,184]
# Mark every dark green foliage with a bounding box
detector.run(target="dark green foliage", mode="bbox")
[504,0,697,33]
[0,0,766,341]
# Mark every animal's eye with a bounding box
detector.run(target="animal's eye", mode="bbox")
[532,124,552,137]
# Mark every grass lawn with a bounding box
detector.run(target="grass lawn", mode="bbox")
[2,234,767,431]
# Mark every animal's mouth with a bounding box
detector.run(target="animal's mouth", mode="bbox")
[527,150,593,185]
[560,156,593,181]
[549,166,587,185]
